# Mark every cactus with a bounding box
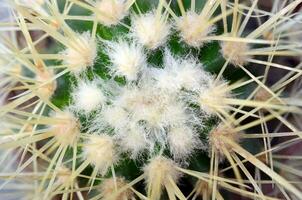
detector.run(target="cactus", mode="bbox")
[1,0,302,199]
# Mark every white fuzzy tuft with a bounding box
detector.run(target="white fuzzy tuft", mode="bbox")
[105,40,146,81]
[83,135,118,175]
[103,106,129,129]
[176,11,215,47]
[131,11,171,49]
[95,0,129,26]
[221,41,250,66]
[62,32,97,74]
[177,60,212,91]
[115,86,174,130]
[162,102,189,126]
[51,111,80,147]
[118,123,148,158]
[168,126,200,160]
[101,85,190,153]
[198,79,231,115]
[155,50,212,92]
[72,80,105,113]
[144,156,180,185]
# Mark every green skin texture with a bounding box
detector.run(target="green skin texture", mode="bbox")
[44,0,262,198]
